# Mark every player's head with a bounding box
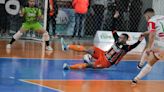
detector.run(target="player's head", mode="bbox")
[144,8,155,21]
[28,0,35,7]
[119,33,129,43]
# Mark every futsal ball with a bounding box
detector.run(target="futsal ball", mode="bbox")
[83,54,92,64]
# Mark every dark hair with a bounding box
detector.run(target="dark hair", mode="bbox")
[144,8,154,14]
[121,33,129,40]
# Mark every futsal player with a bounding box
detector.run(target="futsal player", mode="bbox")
[6,0,53,51]
[132,8,164,84]
[62,11,144,70]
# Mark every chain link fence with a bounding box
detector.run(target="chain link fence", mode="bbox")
[0,0,154,39]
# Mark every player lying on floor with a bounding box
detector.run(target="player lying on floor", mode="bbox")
[61,11,144,70]
[132,8,164,84]
[6,0,53,51]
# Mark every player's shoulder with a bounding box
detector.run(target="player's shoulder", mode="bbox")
[148,15,164,23]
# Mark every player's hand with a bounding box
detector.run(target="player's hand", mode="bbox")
[145,49,152,55]
[138,34,144,41]
[114,11,119,18]
[141,31,150,37]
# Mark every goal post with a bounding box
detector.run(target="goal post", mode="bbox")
[43,0,48,30]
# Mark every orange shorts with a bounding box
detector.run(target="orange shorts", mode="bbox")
[92,47,111,68]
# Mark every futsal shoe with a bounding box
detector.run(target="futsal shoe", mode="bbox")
[46,46,53,51]
[131,78,138,85]
[63,63,70,70]
[137,63,143,70]
[61,37,68,51]
[6,44,11,49]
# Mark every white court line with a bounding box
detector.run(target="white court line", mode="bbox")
[19,79,64,92]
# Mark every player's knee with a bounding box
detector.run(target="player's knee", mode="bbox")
[13,31,23,40]
[42,32,50,41]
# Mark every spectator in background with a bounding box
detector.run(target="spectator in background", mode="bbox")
[47,0,58,38]
[129,0,142,32]
[0,3,10,37]
[102,0,117,31]
[91,0,106,34]
[72,0,89,38]
[117,0,130,31]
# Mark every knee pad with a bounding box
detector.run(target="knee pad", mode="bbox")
[42,32,50,41]
[13,31,23,40]
[83,54,92,64]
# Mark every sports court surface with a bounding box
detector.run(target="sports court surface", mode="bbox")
[0,39,164,92]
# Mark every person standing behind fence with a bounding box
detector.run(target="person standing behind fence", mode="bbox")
[47,0,58,38]
[72,0,89,38]
[91,0,106,35]
[129,0,142,32]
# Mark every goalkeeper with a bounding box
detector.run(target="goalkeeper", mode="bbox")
[6,0,53,51]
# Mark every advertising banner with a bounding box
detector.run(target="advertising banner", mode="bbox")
[94,31,146,53]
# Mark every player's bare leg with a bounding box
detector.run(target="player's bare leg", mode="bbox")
[137,50,148,69]
[132,51,159,84]
[6,28,26,49]
[36,28,53,51]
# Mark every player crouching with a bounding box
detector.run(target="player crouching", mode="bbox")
[6,0,53,51]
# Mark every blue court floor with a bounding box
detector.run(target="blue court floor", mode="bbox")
[0,58,164,92]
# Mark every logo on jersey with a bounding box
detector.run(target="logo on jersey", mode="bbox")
[111,44,121,52]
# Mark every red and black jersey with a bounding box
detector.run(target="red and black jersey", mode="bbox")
[106,18,141,65]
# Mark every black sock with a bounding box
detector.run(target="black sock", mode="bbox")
[45,41,49,46]
[9,38,16,44]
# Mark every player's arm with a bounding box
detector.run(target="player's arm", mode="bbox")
[142,31,150,36]
[37,8,43,20]
[148,32,155,49]
[111,11,119,41]
[147,22,156,50]
[128,35,144,51]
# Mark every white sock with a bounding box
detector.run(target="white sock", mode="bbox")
[139,51,147,66]
[42,32,50,41]
[13,31,23,40]
[135,64,152,80]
